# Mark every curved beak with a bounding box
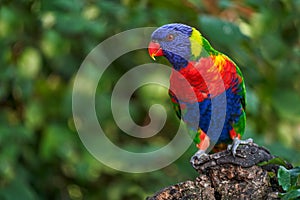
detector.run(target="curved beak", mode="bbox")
[148,41,163,60]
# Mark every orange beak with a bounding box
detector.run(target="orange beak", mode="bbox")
[148,41,163,60]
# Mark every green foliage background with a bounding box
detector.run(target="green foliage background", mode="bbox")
[0,0,299,199]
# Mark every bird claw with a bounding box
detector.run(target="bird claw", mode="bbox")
[190,150,209,168]
[227,137,253,157]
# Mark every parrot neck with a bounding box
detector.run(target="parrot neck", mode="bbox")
[177,37,219,64]
[163,50,189,71]
[202,37,219,56]
[164,37,220,71]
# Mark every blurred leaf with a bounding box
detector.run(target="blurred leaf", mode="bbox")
[0,6,22,37]
[260,34,287,62]
[272,90,300,121]
[41,0,84,12]
[55,13,86,34]
[198,15,247,51]
[17,47,41,79]
[40,30,70,58]
[246,88,259,115]
[25,101,44,129]
[0,179,36,200]
[40,124,73,161]
[67,184,83,200]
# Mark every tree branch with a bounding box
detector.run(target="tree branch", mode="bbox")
[147,143,291,200]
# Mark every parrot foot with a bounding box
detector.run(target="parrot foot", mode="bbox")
[227,137,253,157]
[190,150,209,168]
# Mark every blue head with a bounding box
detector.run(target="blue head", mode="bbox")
[148,23,203,70]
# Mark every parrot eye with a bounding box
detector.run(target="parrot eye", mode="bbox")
[166,34,174,41]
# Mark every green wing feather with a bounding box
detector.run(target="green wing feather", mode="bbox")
[236,65,246,111]
[168,90,181,119]
[233,63,247,137]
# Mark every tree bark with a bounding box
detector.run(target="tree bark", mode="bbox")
[147,143,291,200]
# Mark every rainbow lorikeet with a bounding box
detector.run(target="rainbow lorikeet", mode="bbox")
[148,23,252,165]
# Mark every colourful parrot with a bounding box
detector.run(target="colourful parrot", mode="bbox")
[148,23,252,165]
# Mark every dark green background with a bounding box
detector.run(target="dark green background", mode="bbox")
[0,0,299,199]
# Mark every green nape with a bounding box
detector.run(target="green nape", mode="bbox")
[189,36,220,61]
[202,37,220,56]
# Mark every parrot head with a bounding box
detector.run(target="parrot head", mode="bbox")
[148,23,204,70]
